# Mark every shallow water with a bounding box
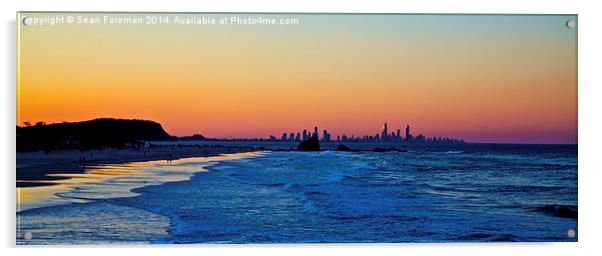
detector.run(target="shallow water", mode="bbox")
[17,144,577,244]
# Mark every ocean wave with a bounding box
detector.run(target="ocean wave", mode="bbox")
[301,200,325,216]
[283,182,303,191]
[305,191,328,196]
[296,191,326,216]
[445,151,464,154]
[456,232,518,242]
[257,182,287,187]
[424,183,561,195]
[542,162,578,169]
[417,167,435,172]
[326,162,378,184]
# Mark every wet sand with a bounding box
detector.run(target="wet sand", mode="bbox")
[17,145,259,187]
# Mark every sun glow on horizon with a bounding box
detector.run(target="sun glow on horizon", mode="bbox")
[17,13,577,144]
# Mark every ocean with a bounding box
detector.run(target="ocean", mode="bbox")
[16,144,577,244]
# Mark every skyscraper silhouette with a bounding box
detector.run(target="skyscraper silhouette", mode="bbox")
[323,130,331,142]
[382,122,388,142]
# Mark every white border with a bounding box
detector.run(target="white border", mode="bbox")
[2,0,601,255]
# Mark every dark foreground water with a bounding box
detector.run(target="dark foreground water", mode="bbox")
[17,144,577,244]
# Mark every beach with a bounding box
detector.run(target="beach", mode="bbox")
[17,144,259,187]
[16,144,578,244]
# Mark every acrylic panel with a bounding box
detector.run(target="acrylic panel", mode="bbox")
[16,12,577,244]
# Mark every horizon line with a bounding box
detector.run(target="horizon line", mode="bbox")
[17,117,576,145]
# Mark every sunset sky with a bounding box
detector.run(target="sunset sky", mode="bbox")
[17,13,577,144]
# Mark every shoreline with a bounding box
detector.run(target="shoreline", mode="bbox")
[17,145,260,188]
[17,142,577,188]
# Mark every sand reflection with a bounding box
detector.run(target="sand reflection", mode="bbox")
[17,152,262,212]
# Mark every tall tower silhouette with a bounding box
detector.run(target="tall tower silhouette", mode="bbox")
[382,122,388,141]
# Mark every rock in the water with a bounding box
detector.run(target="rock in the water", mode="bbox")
[536,204,578,219]
[297,136,320,151]
[337,144,351,151]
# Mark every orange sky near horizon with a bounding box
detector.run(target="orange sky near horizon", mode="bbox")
[17,13,577,144]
